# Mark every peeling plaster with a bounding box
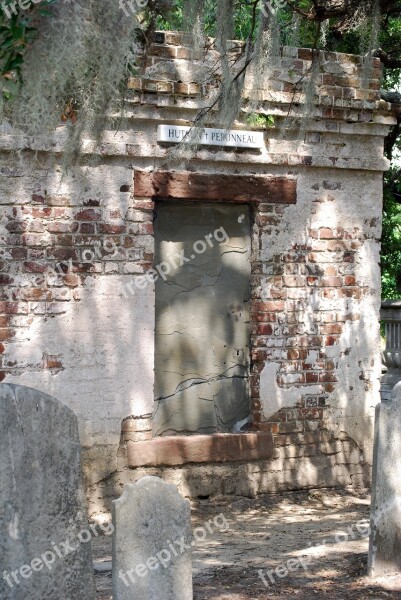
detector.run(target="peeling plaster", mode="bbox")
[260,362,323,417]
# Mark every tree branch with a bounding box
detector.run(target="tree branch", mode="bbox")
[375,48,401,68]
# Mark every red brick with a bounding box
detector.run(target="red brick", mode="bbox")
[256,323,273,335]
[0,329,15,341]
[79,223,96,234]
[278,422,304,434]
[31,207,52,218]
[29,222,45,233]
[324,265,338,276]
[322,289,337,299]
[305,372,319,383]
[319,372,338,383]
[43,355,63,370]
[298,48,312,60]
[297,336,323,348]
[319,227,344,239]
[149,44,177,58]
[339,287,361,299]
[258,422,279,434]
[9,248,27,260]
[343,252,355,263]
[256,214,281,226]
[22,262,46,274]
[320,324,343,335]
[47,248,78,261]
[54,235,74,246]
[252,349,268,362]
[0,343,5,353]
[6,221,28,233]
[74,209,102,221]
[0,302,27,314]
[344,276,356,286]
[63,274,80,287]
[283,276,306,287]
[21,289,53,301]
[297,408,323,420]
[97,224,126,234]
[252,412,262,423]
[303,360,324,370]
[133,199,154,210]
[321,277,343,287]
[0,275,13,285]
[48,222,78,233]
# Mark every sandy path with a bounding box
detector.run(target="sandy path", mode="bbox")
[93,489,401,599]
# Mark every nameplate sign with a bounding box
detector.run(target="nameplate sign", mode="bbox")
[157,125,264,149]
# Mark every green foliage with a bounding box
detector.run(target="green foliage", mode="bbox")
[245,112,275,128]
[382,170,401,299]
[157,0,255,39]
[0,1,56,83]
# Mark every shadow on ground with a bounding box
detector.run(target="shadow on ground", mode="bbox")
[93,488,401,600]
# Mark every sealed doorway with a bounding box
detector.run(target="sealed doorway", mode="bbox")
[153,202,251,436]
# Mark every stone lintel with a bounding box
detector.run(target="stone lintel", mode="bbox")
[134,170,297,204]
[126,432,274,467]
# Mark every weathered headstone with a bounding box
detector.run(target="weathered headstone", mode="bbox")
[112,476,192,600]
[0,383,96,600]
[368,382,401,576]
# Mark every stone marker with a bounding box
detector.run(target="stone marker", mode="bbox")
[112,476,192,600]
[0,383,96,600]
[368,382,401,576]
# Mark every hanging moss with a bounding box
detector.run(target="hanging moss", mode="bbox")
[0,0,385,168]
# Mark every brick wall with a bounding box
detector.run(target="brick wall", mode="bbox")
[0,31,395,516]
[0,193,154,380]
[250,217,366,432]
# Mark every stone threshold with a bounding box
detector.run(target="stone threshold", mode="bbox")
[126,432,274,468]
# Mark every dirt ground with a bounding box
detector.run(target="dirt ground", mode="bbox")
[93,488,401,599]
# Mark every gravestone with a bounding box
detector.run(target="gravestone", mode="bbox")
[112,476,192,600]
[0,383,96,600]
[368,382,401,576]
